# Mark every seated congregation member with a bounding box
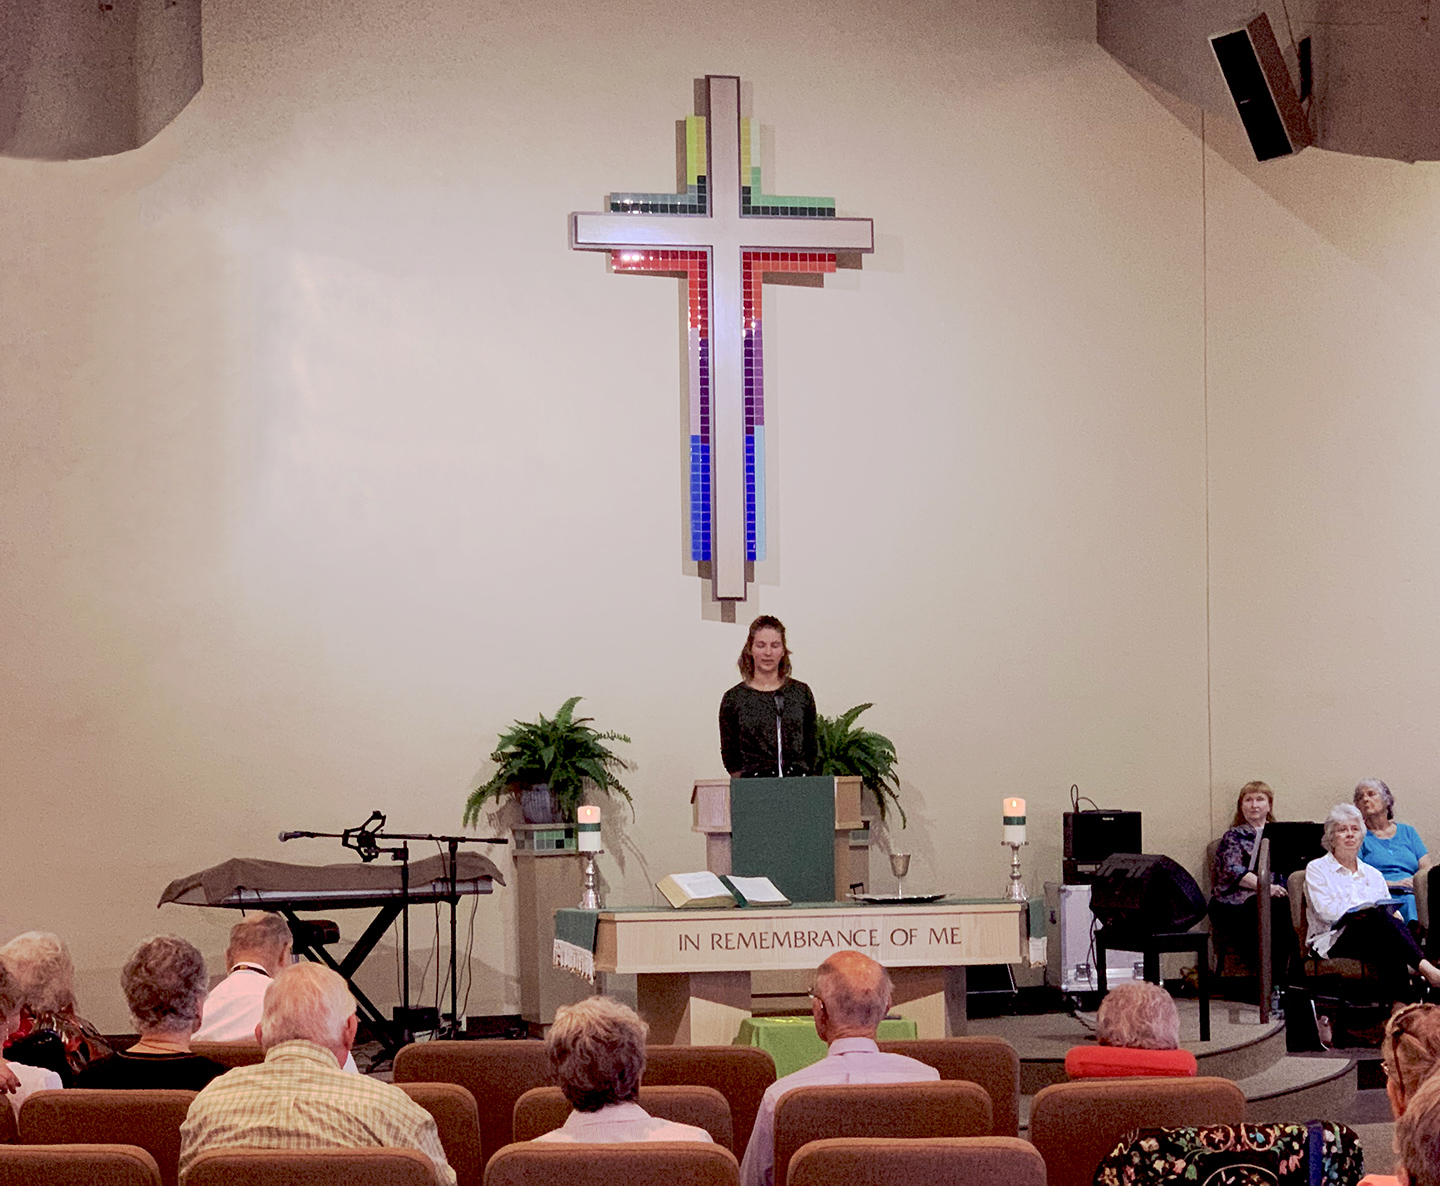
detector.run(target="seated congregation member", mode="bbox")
[1356,779,1431,926]
[1065,981,1197,1078]
[192,913,358,1072]
[1305,804,1440,1003]
[179,962,454,1186]
[739,950,938,1186]
[535,995,712,1143]
[0,959,61,1114]
[0,931,110,1083]
[1098,980,1182,1049]
[1209,780,1298,977]
[193,913,291,1042]
[1394,1071,1440,1186]
[1362,1004,1440,1186]
[78,936,226,1090]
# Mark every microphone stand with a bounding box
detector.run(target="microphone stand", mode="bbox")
[279,814,507,1042]
[379,831,503,1038]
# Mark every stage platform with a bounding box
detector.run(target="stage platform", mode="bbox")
[969,998,1386,1168]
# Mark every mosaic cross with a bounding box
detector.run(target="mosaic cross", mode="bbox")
[570,75,874,603]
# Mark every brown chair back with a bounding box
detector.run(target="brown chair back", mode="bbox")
[1420,865,1434,934]
[877,1037,1021,1136]
[397,1081,482,1186]
[1288,871,1367,977]
[393,1040,551,1172]
[189,1041,265,1070]
[642,1045,775,1157]
[184,1146,438,1186]
[0,1143,162,1186]
[19,1089,196,1186]
[512,1085,734,1150]
[787,1135,1046,1186]
[1028,1076,1247,1186]
[772,1080,992,1186]
[483,1141,740,1186]
[0,1103,15,1145]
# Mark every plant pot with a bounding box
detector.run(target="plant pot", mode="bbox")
[520,783,562,824]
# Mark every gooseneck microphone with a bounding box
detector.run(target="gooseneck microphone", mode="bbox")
[278,831,306,842]
[774,693,785,778]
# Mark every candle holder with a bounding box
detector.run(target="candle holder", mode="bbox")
[1002,840,1028,902]
[580,848,604,910]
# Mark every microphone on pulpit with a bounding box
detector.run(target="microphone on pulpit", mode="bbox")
[278,831,305,842]
[774,692,785,778]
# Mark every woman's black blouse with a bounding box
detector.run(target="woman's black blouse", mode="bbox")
[719,680,818,778]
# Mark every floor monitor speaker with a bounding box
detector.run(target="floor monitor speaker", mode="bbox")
[1210,13,1312,161]
[1090,853,1206,933]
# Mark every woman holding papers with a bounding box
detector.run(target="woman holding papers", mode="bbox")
[1305,803,1440,1004]
[719,615,817,778]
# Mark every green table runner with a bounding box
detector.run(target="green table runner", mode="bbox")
[734,1015,918,1077]
[554,907,600,983]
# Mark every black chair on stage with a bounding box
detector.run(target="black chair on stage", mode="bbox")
[1092,854,1211,1041]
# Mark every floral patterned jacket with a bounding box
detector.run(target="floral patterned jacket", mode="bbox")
[1095,1122,1364,1186]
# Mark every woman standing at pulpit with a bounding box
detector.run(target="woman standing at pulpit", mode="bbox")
[719,615,817,778]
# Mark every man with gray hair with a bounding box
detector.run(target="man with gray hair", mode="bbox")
[192,914,358,1072]
[192,913,292,1043]
[178,963,454,1185]
[738,950,937,1186]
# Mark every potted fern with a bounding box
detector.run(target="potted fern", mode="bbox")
[463,696,633,826]
[816,703,906,827]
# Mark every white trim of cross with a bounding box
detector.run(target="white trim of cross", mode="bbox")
[571,75,874,602]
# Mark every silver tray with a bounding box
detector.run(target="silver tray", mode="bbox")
[846,892,948,905]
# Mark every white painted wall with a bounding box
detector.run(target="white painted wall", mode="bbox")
[1,0,1434,1031]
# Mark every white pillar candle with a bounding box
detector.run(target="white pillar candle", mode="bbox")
[577,805,602,852]
[1003,797,1027,845]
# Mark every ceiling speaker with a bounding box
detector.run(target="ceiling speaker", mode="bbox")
[1210,13,1312,161]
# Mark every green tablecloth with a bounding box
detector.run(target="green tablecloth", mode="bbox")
[734,1015,919,1078]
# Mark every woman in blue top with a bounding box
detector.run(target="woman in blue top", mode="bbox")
[1355,779,1430,925]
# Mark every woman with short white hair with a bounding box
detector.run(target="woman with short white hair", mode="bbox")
[536,996,712,1143]
[0,931,110,1083]
[1305,804,1440,1002]
[1096,981,1181,1050]
[76,936,226,1090]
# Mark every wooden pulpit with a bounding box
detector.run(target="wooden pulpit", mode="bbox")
[692,776,863,902]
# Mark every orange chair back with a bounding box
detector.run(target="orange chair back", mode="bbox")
[512,1085,733,1149]
[184,1146,438,1186]
[877,1037,1022,1136]
[1028,1076,1247,1186]
[787,1135,1046,1186]
[773,1080,992,1186]
[483,1140,739,1186]
[19,1089,196,1186]
[393,1040,550,1171]
[642,1045,775,1156]
[396,1081,482,1186]
[0,1142,162,1186]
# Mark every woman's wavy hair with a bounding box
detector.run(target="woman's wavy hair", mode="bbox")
[122,936,209,1032]
[546,996,648,1112]
[1354,778,1395,822]
[1322,803,1365,854]
[1385,1003,1440,1108]
[1231,781,1276,828]
[1096,981,1181,1050]
[0,932,75,1015]
[737,615,791,682]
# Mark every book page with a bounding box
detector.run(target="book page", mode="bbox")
[724,875,790,905]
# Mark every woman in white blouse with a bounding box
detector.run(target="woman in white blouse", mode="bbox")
[1306,803,1440,1001]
